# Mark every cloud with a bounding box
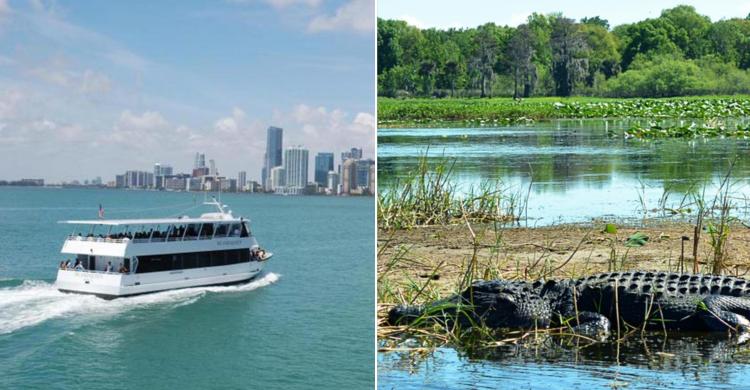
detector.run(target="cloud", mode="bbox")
[284,103,374,159]
[27,56,113,96]
[398,15,424,29]
[307,0,373,33]
[0,0,10,23]
[264,0,321,8]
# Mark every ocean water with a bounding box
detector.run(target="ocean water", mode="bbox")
[0,187,374,389]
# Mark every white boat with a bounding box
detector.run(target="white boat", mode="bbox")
[55,199,272,298]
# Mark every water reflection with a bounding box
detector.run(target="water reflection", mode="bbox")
[379,333,750,389]
[378,120,750,224]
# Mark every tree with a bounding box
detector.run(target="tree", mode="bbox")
[550,18,589,96]
[660,5,711,58]
[617,19,681,70]
[579,23,620,86]
[471,24,500,97]
[507,24,537,98]
[443,61,460,96]
[418,61,436,96]
[581,16,609,30]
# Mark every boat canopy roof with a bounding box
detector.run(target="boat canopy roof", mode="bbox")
[59,214,245,226]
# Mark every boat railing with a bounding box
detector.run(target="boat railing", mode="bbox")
[67,232,247,244]
[59,268,128,276]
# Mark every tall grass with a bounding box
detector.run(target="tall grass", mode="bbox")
[378,155,523,230]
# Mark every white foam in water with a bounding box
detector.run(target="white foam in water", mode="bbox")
[0,272,280,335]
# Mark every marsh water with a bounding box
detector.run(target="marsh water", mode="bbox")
[379,119,750,225]
[378,119,750,388]
[379,333,750,389]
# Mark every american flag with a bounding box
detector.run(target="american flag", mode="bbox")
[98,204,104,219]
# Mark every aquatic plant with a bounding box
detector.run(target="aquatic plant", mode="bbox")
[377,155,522,230]
[624,121,750,140]
[378,96,750,127]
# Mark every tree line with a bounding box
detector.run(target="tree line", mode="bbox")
[378,6,750,98]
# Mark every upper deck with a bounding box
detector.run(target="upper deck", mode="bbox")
[59,200,257,257]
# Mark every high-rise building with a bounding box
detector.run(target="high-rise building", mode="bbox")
[194,153,205,169]
[327,171,339,194]
[356,159,375,191]
[270,166,285,191]
[161,165,173,176]
[341,147,363,163]
[284,146,309,193]
[209,159,217,176]
[262,126,283,191]
[314,152,334,186]
[341,158,357,194]
[238,171,247,191]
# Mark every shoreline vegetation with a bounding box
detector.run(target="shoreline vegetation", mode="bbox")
[377,156,750,350]
[378,96,750,128]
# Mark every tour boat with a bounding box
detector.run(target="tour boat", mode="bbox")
[55,199,272,298]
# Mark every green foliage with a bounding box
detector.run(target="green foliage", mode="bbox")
[623,121,750,139]
[377,96,750,126]
[378,6,750,98]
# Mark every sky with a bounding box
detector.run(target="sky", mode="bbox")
[0,0,375,183]
[378,0,750,29]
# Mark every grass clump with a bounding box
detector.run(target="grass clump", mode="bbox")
[377,155,521,230]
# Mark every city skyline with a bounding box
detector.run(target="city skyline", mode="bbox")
[0,0,375,182]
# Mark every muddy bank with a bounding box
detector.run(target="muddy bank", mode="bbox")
[378,221,750,314]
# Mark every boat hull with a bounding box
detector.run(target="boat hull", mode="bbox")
[56,260,265,299]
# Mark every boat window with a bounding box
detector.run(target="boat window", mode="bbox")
[168,225,186,241]
[210,251,226,266]
[197,251,211,267]
[199,223,213,239]
[172,254,183,270]
[184,224,200,240]
[215,224,228,237]
[226,249,240,264]
[241,223,250,237]
[228,224,241,237]
[136,255,171,273]
[182,253,197,269]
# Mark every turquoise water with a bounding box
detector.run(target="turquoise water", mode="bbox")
[0,187,374,389]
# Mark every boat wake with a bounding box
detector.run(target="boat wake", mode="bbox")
[0,272,280,335]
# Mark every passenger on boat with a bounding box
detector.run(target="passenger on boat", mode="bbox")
[118,263,128,273]
[59,260,66,270]
[105,262,112,273]
[65,260,72,269]
[74,259,84,271]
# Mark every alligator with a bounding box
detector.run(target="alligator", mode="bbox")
[387,271,750,336]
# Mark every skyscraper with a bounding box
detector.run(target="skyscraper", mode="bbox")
[194,153,205,169]
[284,146,309,193]
[262,126,283,191]
[314,152,334,186]
[238,171,247,191]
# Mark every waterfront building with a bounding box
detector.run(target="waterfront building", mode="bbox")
[356,159,375,192]
[270,166,285,192]
[238,171,247,191]
[341,158,357,194]
[314,152,334,186]
[262,126,283,191]
[327,171,340,194]
[284,146,309,194]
